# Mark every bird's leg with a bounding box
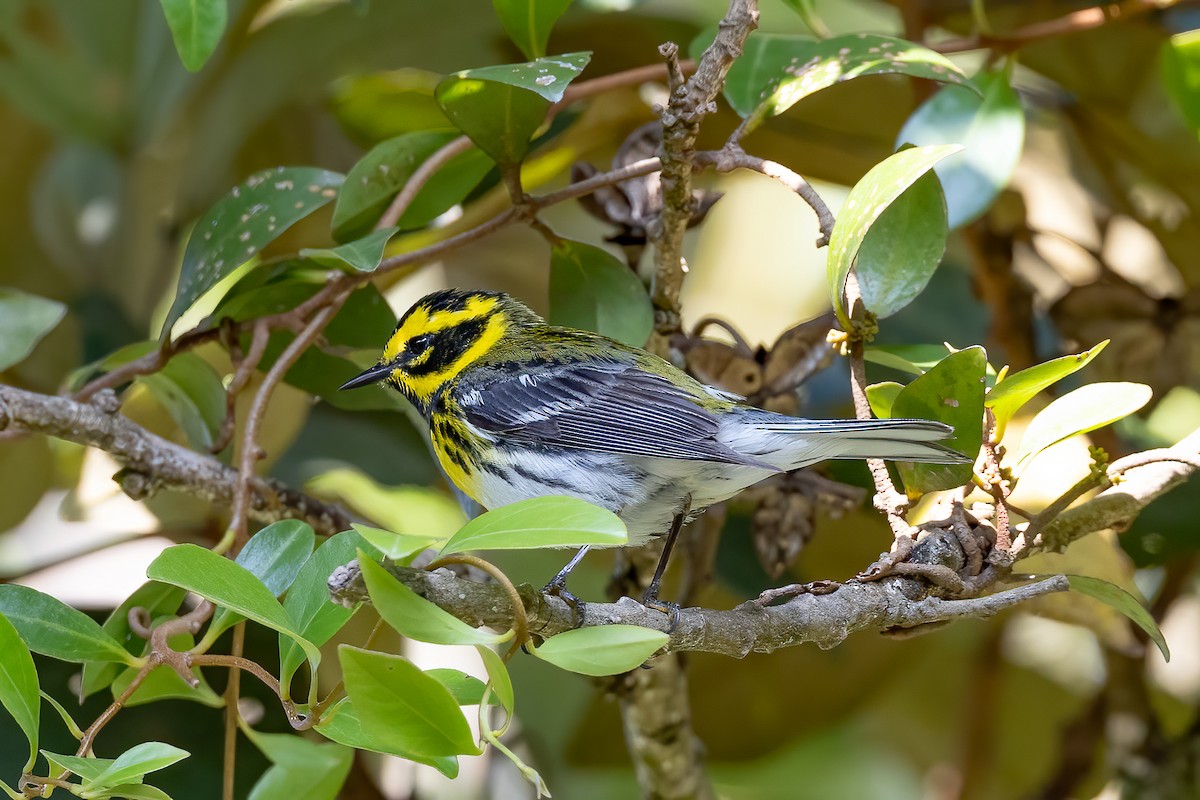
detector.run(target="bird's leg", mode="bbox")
[541,545,590,623]
[641,496,691,625]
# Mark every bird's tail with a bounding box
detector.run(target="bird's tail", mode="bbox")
[745,415,972,471]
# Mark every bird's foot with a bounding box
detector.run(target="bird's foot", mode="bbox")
[640,591,682,632]
[541,578,587,627]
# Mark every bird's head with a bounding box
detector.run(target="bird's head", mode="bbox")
[340,288,541,410]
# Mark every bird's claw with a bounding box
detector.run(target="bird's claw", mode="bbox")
[640,593,682,632]
[542,579,587,627]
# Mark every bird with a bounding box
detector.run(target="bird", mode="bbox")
[340,288,968,609]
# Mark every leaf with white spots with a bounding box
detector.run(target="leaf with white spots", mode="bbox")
[717,32,973,135]
[160,167,344,340]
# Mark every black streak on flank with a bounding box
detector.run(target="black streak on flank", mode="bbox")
[405,317,489,378]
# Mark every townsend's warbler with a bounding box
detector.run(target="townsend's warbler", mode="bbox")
[341,288,967,603]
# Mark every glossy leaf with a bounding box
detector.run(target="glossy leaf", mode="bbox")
[351,524,441,562]
[1016,382,1153,471]
[159,0,227,72]
[440,495,627,555]
[866,381,903,419]
[209,520,316,640]
[897,67,1025,228]
[338,645,480,758]
[1062,575,1169,661]
[827,144,962,327]
[889,346,986,493]
[0,585,138,665]
[331,130,493,241]
[146,544,321,666]
[493,0,574,59]
[41,751,114,784]
[532,625,667,676]
[315,698,459,777]
[358,553,510,645]
[301,227,397,272]
[0,612,39,771]
[475,644,514,714]
[986,341,1108,438]
[425,668,495,706]
[0,288,66,372]
[135,352,226,451]
[721,33,970,132]
[80,582,186,700]
[161,167,343,339]
[549,239,653,346]
[854,168,948,319]
[435,52,591,165]
[244,727,353,800]
[279,530,366,692]
[88,742,189,790]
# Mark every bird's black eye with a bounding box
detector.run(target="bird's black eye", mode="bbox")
[409,333,434,351]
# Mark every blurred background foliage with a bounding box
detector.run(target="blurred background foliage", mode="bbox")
[3,0,1200,798]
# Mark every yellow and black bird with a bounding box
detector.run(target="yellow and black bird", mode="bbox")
[341,288,967,606]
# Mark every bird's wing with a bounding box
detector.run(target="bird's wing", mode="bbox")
[456,359,776,468]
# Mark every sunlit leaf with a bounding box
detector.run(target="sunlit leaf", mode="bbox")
[0,612,39,771]
[889,346,986,493]
[435,52,591,165]
[986,341,1108,438]
[1016,382,1152,471]
[358,553,510,645]
[1057,575,1170,661]
[866,381,903,419]
[338,646,480,758]
[532,625,667,676]
[549,239,652,347]
[475,644,514,714]
[0,586,138,665]
[159,0,227,72]
[161,167,343,339]
[209,520,316,640]
[440,496,627,555]
[314,698,459,777]
[827,144,961,327]
[351,524,441,562]
[493,0,574,59]
[1162,30,1200,136]
[0,288,66,372]
[41,751,114,784]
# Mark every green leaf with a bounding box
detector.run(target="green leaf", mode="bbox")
[145,544,321,667]
[1163,30,1200,136]
[358,554,510,645]
[897,67,1025,229]
[986,341,1108,438]
[475,645,515,715]
[244,728,353,800]
[135,352,226,451]
[1061,575,1170,661]
[88,785,173,800]
[351,524,441,562]
[87,742,189,790]
[0,585,138,665]
[1016,383,1153,471]
[40,690,83,741]
[338,646,480,758]
[159,0,228,72]
[161,167,344,339]
[306,470,465,538]
[80,582,186,700]
[41,751,114,784]
[279,531,367,693]
[435,52,591,165]
[827,144,962,327]
[854,168,948,319]
[549,239,653,347]
[889,346,986,494]
[864,344,957,375]
[314,698,459,777]
[866,381,903,419]
[532,625,667,676]
[209,520,316,640]
[330,130,494,242]
[440,496,627,555]
[301,227,398,272]
[720,32,971,133]
[425,668,496,706]
[492,0,574,59]
[0,288,66,372]
[0,612,39,771]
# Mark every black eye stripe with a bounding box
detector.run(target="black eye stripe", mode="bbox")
[404,317,489,377]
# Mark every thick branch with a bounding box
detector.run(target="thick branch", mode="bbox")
[0,384,350,536]
[328,561,1069,656]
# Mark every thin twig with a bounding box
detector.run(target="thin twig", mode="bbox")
[210,320,271,454]
[427,554,530,657]
[221,623,245,800]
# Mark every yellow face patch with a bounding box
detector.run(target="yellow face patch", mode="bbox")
[383,294,500,362]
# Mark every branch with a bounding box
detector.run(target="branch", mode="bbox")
[328,560,1069,656]
[0,384,351,536]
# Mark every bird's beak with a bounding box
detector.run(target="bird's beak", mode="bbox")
[339,361,395,391]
